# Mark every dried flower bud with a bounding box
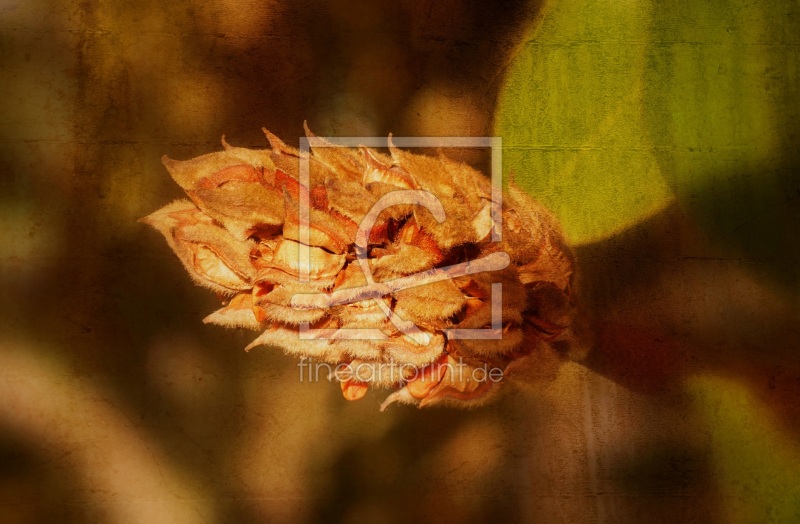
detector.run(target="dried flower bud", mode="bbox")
[142,126,577,409]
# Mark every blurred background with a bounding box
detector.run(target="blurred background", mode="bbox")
[0,0,798,522]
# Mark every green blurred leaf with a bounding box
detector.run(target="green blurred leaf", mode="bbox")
[688,376,800,523]
[642,0,800,290]
[495,0,673,245]
[497,0,799,286]
[496,1,799,289]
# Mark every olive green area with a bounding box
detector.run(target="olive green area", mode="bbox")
[497,1,800,521]
[643,0,800,293]
[496,0,673,245]
[497,0,800,295]
[689,376,800,524]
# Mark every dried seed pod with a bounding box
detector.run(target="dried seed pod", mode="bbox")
[143,127,577,410]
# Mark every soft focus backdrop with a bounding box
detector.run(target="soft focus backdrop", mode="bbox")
[1,0,798,522]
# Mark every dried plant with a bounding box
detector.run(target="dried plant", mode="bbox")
[142,125,577,409]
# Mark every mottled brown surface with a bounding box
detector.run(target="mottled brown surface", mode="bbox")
[1,0,798,522]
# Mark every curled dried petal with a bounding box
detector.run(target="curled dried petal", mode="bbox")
[142,200,255,294]
[162,150,270,192]
[305,123,369,180]
[282,200,352,254]
[417,354,500,408]
[252,281,329,325]
[269,239,346,280]
[190,176,285,240]
[471,200,495,242]
[341,380,369,401]
[362,147,419,190]
[393,279,465,325]
[405,355,448,399]
[378,329,446,368]
[203,293,262,330]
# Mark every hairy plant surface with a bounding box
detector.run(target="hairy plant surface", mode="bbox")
[143,126,576,409]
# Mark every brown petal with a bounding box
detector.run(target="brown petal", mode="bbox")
[451,267,526,329]
[263,127,302,158]
[188,243,251,290]
[501,185,574,289]
[323,177,377,224]
[523,281,573,340]
[245,325,299,352]
[310,185,329,210]
[379,387,418,411]
[305,123,368,180]
[340,380,369,401]
[190,177,285,241]
[162,150,270,192]
[418,355,499,408]
[140,199,206,231]
[245,325,349,364]
[378,351,497,411]
[378,330,446,368]
[264,128,336,189]
[176,221,256,276]
[269,239,346,280]
[369,239,442,281]
[254,267,337,291]
[362,147,419,189]
[334,298,393,329]
[332,262,368,289]
[251,281,329,325]
[456,323,525,357]
[142,200,254,294]
[203,293,262,330]
[386,139,455,197]
[516,227,575,292]
[438,153,493,198]
[413,198,487,249]
[282,201,352,254]
[397,216,441,256]
[405,355,448,399]
[219,136,277,173]
[393,279,465,325]
[271,169,306,202]
[253,302,329,325]
[471,200,495,242]
[194,163,264,188]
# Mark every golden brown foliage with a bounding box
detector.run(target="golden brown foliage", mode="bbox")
[143,127,576,408]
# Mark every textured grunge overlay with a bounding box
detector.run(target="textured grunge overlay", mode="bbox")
[142,126,577,409]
